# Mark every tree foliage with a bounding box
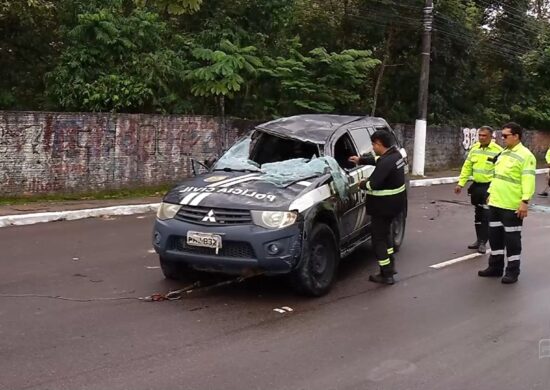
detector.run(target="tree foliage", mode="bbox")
[3,0,550,128]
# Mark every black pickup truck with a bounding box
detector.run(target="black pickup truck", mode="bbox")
[153,114,409,296]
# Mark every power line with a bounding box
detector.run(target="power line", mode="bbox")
[433,25,529,60]
[476,0,547,34]
[434,11,535,50]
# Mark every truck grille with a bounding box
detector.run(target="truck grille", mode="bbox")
[173,239,255,258]
[175,205,252,225]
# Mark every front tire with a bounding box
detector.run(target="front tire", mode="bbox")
[290,223,339,297]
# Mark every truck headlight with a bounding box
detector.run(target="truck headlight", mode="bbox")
[251,211,298,229]
[156,202,181,220]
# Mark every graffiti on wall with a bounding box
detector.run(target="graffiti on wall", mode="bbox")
[0,112,250,196]
[462,127,479,150]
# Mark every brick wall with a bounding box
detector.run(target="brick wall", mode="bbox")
[393,124,550,172]
[0,111,254,196]
[1,111,549,196]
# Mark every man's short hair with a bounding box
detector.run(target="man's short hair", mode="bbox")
[478,126,494,134]
[370,130,394,148]
[502,122,523,140]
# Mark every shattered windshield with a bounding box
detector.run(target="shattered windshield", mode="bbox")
[213,133,349,197]
[213,138,260,172]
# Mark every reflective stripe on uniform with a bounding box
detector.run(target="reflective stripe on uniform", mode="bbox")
[387,248,394,255]
[488,143,536,210]
[494,174,521,185]
[508,255,521,262]
[471,149,499,157]
[491,249,505,255]
[504,151,525,163]
[366,184,406,197]
[379,258,391,266]
[504,226,522,232]
[458,141,503,187]
[473,169,494,175]
[489,221,503,227]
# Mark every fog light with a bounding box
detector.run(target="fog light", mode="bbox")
[154,232,161,246]
[267,243,280,255]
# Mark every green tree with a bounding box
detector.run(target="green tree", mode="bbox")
[46,7,189,112]
[0,0,57,109]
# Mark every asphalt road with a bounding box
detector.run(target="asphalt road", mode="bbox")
[1,178,550,390]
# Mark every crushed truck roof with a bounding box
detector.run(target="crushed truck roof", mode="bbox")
[256,114,389,144]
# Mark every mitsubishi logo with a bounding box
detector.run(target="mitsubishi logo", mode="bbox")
[202,209,217,223]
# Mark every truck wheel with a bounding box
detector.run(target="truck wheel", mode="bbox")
[392,211,406,252]
[291,223,339,297]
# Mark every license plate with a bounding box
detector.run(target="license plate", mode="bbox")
[186,231,223,252]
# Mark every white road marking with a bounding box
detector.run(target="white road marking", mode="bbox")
[273,307,294,313]
[429,251,488,269]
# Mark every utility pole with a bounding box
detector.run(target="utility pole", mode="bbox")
[412,0,433,176]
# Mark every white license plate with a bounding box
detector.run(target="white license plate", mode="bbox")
[186,231,223,250]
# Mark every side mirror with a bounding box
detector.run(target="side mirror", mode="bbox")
[191,158,210,176]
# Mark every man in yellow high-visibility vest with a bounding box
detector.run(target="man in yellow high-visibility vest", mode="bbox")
[538,147,550,197]
[478,122,536,284]
[455,126,503,254]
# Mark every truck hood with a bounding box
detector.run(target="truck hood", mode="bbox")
[163,171,321,211]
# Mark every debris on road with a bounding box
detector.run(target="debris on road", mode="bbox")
[141,271,263,302]
[273,306,294,314]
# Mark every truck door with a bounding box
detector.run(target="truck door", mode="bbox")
[346,127,376,237]
[329,129,375,243]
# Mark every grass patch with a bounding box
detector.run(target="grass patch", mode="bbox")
[0,184,173,206]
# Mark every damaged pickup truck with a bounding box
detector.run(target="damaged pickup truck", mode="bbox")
[153,114,409,296]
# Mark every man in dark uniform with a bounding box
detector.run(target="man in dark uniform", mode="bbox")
[349,130,406,285]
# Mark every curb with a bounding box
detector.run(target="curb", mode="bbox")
[1,168,548,228]
[0,204,160,228]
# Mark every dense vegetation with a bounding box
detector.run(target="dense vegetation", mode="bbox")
[2,0,550,128]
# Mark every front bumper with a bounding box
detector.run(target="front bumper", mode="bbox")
[153,219,303,275]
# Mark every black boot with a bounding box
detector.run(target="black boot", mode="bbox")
[478,257,504,277]
[369,265,395,285]
[502,262,520,284]
[477,241,487,254]
[468,224,484,249]
[468,240,480,249]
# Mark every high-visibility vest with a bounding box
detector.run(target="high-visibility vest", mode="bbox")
[488,142,536,210]
[458,141,503,187]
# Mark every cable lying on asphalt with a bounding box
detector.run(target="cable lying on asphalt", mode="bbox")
[0,272,263,303]
[0,294,140,302]
[140,271,263,301]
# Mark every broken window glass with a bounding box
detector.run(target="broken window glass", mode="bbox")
[212,134,349,198]
[213,137,260,172]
